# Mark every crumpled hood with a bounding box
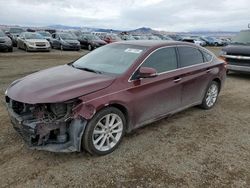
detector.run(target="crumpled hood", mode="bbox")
[7,65,115,104]
[222,45,250,56]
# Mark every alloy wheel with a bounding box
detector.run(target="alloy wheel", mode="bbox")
[92,113,123,152]
[205,83,218,107]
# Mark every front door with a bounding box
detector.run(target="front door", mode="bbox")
[128,47,182,127]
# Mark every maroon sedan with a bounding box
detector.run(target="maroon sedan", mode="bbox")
[5,41,226,155]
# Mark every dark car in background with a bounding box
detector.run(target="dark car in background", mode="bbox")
[5,41,226,155]
[220,30,250,73]
[167,34,183,41]
[6,27,25,47]
[37,31,52,43]
[0,30,13,52]
[118,34,135,41]
[132,35,148,40]
[147,35,162,40]
[17,32,51,52]
[51,32,80,51]
[78,34,107,50]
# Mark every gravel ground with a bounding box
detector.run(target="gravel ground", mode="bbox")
[0,47,250,187]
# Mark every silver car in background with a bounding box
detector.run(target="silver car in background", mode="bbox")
[17,32,51,52]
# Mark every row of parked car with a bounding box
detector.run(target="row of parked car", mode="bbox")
[0,27,231,53]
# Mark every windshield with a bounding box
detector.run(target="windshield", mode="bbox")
[25,33,43,39]
[60,33,76,40]
[84,35,100,40]
[72,44,147,75]
[0,30,5,37]
[38,32,51,37]
[231,31,250,44]
[9,28,25,34]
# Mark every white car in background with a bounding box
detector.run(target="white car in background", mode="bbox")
[182,37,206,46]
[17,32,51,52]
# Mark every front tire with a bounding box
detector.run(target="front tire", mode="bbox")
[88,44,92,51]
[60,44,64,51]
[8,47,13,52]
[82,107,126,155]
[200,81,219,109]
[24,44,29,52]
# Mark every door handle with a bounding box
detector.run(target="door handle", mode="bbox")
[174,77,182,83]
[206,68,211,73]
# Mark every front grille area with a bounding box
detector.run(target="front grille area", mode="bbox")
[226,58,250,67]
[227,53,250,56]
[7,98,34,115]
[36,42,46,47]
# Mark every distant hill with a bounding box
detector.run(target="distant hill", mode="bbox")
[1,24,239,37]
[47,24,82,30]
[129,27,153,33]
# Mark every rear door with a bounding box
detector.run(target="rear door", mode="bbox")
[129,47,182,126]
[176,46,214,107]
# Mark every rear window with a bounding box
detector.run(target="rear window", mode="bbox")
[178,46,204,67]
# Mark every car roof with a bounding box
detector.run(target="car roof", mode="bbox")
[116,40,197,48]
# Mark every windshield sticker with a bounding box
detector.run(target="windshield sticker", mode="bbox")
[125,48,143,54]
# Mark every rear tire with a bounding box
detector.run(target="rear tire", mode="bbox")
[8,47,13,52]
[82,107,126,156]
[200,81,219,109]
[60,44,64,51]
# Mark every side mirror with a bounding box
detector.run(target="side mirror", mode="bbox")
[138,67,157,79]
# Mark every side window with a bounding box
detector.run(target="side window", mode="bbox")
[178,46,204,67]
[202,51,213,62]
[142,47,178,73]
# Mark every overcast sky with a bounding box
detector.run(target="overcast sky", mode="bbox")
[0,0,249,31]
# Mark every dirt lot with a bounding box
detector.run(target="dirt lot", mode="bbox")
[0,47,250,187]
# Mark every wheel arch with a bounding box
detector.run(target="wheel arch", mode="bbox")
[106,103,130,132]
[212,78,221,92]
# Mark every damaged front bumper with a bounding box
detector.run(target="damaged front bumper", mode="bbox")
[6,99,87,153]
